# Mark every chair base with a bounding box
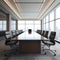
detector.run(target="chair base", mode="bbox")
[43,48,56,56]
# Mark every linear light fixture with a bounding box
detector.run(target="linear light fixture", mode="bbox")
[15,2,43,4]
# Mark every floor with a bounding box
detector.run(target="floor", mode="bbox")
[0,40,60,60]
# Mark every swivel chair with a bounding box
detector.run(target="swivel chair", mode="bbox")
[44,31,49,38]
[42,32,56,56]
[4,31,18,56]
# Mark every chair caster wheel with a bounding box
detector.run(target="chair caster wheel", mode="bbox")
[45,52,46,55]
[54,54,56,56]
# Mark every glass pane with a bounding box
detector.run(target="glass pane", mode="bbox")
[56,19,60,41]
[0,21,2,25]
[34,21,40,25]
[3,25,6,30]
[44,24,46,30]
[56,6,60,19]
[14,25,16,30]
[26,21,33,25]
[18,25,25,31]
[46,16,48,23]
[50,11,54,21]
[50,21,54,31]
[43,18,46,23]
[0,25,2,30]
[26,25,34,31]
[11,21,16,25]
[46,23,48,30]
[18,21,25,24]
[34,25,40,31]
[3,21,6,25]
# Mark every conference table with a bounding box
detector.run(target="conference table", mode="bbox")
[13,31,47,54]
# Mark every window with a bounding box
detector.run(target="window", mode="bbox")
[34,21,41,31]
[26,21,34,31]
[11,20,16,30]
[3,21,6,30]
[18,20,41,31]
[50,21,54,31]
[43,18,46,23]
[41,4,60,42]
[46,23,49,30]
[0,20,6,31]
[44,24,46,30]
[56,19,60,40]
[56,6,60,19]
[46,16,48,23]
[50,11,54,21]
[18,21,25,31]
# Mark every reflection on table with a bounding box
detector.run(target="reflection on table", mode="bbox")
[18,31,41,40]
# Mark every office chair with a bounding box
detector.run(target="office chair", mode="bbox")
[36,30,41,34]
[0,31,5,37]
[15,30,24,36]
[4,31,18,56]
[40,30,43,35]
[11,30,17,38]
[42,32,56,56]
[41,31,45,36]
[28,29,32,34]
[44,31,49,38]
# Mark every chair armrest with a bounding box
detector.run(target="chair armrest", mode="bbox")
[54,40,60,44]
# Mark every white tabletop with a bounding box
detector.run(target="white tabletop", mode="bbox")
[17,31,41,40]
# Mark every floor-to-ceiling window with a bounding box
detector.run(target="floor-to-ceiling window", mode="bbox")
[50,11,54,31]
[56,5,60,40]
[42,4,60,41]
[18,20,41,31]
[42,10,55,31]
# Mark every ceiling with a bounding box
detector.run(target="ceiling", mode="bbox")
[13,0,46,19]
[0,0,55,20]
[0,10,7,20]
[14,0,44,19]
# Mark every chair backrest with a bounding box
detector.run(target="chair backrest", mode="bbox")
[42,31,45,36]
[36,30,41,34]
[0,31,5,37]
[49,32,56,44]
[40,30,42,34]
[28,29,32,34]
[5,32,12,39]
[5,31,12,45]
[41,30,43,35]
[44,31,49,38]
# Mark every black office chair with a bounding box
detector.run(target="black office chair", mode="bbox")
[15,30,24,36]
[42,32,56,56]
[0,31,5,37]
[4,31,18,56]
[28,29,32,34]
[41,30,43,35]
[41,31,45,36]
[11,30,17,38]
[36,30,41,34]
[44,31,49,38]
